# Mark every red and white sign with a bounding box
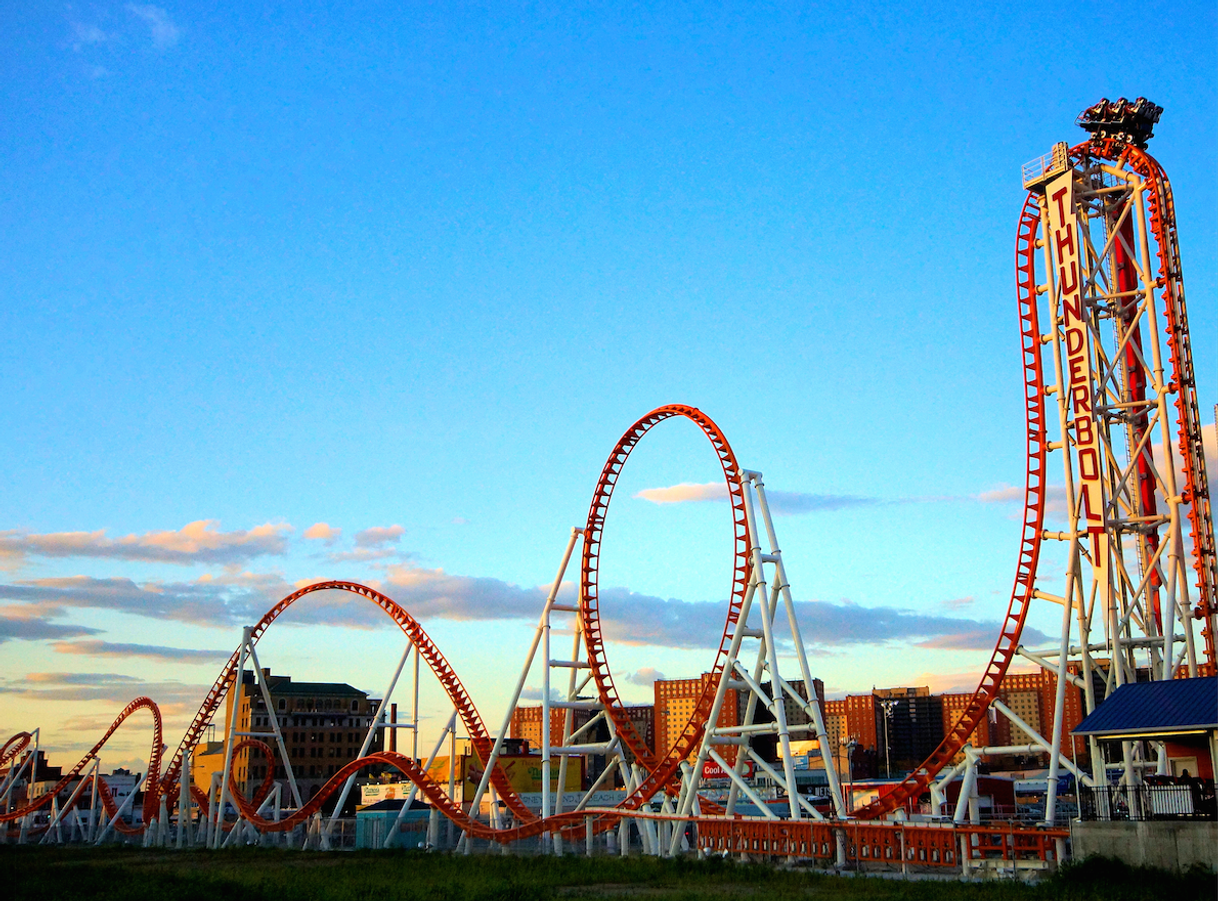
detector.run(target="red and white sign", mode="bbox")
[701,759,755,780]
[1046,173,1103,535]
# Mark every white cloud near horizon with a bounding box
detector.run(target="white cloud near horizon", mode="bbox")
[638,479,940,513]
[634,482,881,514]
[627,667,666,687]
[0,520,290,570]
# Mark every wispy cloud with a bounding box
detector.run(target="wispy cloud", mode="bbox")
[378,564,546,621]
[0,520,291,570]
[0,569,415,635]
[52,640,231,663]
[369,564,1045,653]
[635,482,728,504]
[126,4,180,49]
[69,20,109,50]
[26,672,142,685]
[589,590,1048,652]
[0,572,286,630]
[0,674,206,707]
[634,482,907,515]
[354,525,405,548]
[939,596,976,610]
[0,616,101,643]
[519,686,562,702]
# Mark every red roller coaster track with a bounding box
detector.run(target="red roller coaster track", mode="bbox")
[3,126,1211,846]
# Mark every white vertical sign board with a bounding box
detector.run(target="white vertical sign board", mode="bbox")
[1045,172,1104,536]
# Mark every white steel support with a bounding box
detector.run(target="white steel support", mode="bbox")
[213,627,252,849]
[323,639,415,845]
[95,776,139,844]
[41,786,78,846]
[245,642,304,809]
[384,710,458,849]
[177,744,192,848]
[470,528,586,826]
[1018,137,1215,823]
[670,472,843,855]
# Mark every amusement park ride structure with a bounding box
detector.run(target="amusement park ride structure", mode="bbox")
[3,100,1213,870]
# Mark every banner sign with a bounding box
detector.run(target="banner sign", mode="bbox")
[1045,172,1104,534]
[701,759,754,780]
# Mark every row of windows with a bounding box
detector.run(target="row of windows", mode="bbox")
[285,731,362,744]
[246,714,373,730]
[254,697,364,712]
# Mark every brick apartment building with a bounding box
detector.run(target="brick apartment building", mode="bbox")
[655,673,740,765]
[199,669,384,803]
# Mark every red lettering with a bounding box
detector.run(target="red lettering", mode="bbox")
[1068,355,1087,389]
[1066,327,1085,358]
[1062,291,1083,326]
[1072,385,1091,415]
[1051,186,1069,221]
[1078,447,1099,480]
[1059,260,1079,299]
[1055,222,1075,258]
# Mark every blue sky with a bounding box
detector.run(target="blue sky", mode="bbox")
[1,1,1214,772]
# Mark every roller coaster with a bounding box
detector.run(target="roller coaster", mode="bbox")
[3,100,1213,872]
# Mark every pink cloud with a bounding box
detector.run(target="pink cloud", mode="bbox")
[635,482,728,504]
[354,525,405,548]
[0,520,290,568]
[635,483,884,514]
[303,522,341,543]
[51,640,231,663]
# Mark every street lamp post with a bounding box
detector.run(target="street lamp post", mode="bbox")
[879,699,898,779]
[839,737,858,813]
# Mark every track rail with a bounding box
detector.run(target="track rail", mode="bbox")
[1,697,163,834]
[852,191,1051,819]
[854,135,1214,817]
[579,405,751,814]
[4,137,1208,837]
[159,580,539,828]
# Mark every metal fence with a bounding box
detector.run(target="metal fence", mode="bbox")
[1079,782,1216,821]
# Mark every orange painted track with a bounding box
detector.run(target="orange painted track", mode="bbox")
[853,137,1215,818]
[1,697,162,835]
[3,139,1211,840]
[579,405,750,816]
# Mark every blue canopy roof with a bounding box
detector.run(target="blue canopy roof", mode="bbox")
[1072,676,1217,738]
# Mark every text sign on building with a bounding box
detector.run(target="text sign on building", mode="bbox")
[1046,171,1103,534]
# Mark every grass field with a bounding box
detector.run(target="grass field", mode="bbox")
[2,849,1213,901]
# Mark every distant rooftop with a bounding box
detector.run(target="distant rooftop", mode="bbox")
[240,669,366,698]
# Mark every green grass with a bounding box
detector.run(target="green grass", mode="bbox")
[1,848,1212,901]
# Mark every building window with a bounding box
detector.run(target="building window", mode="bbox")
[277,699,286,711]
